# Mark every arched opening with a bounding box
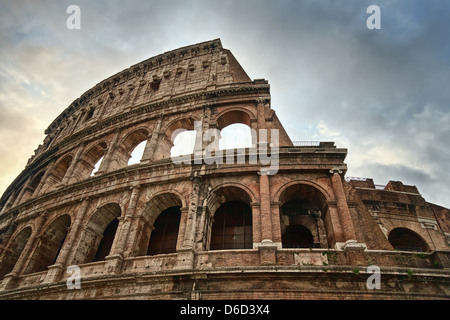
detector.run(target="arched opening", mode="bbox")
[146,206,181,255]
[278,184,328,249]
[72,203,121,264]
[158,117,198,161]
[20,170,45,202]
[219,123,253,150]
[388,227,430,252]
[70,142,107,181]
[0,227,31,280]
[112,128,149,168]
[40,155,73,193]
[171,130,197,158]
[216,110,254,151]
[1,189,20,213]
[52,155,72,183]
[210,201,253,250]
[282,224,314,248]
[217,110,252,129]
[128,140,146,165]
[93,218,119,261]
[134,193,183,257]
[24,215,71,274]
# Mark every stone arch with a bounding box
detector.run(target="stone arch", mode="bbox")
[215,109,255,149]
[388,227,431,252]
[157,116,200,160]
[20,169,46,203]
[115,128,150,168]
[72,203,121,264]
[206,185,254,250]
[274,180,332,205]
[40,154,73,193]
[276,182,330,249]
[134,192,184,256]
[162,116,199,141]
[0,226,32,279]
[206,183,256,215]
[215,108,255,130]
[71,141,108,181]
[24,214,71,274]
[52,155,73,183]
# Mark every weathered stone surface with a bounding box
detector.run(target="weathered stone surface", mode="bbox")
[0,39,448,300]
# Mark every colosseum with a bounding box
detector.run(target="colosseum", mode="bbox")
[0,39,448,300]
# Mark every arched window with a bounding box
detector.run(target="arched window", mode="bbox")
[158,117,197,161]
[134,192,183,257]
[171,130,197,157]
[278,184,328,249]
[93,218,119,261]
[117,128,149,168]
[219,123,252,150]
[216,110,255,150]
[210,201,252,250]
[146,206,181,255]
[40,155,73,193]
[0,227,31,280]
[70,142,107,181]
[20,170,45,202]
[24,215,71,274]
[128,140,146,165]
[72,203,121,264]
[388,228,430,252]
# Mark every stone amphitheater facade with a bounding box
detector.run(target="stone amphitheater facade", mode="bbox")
[0,39,448,300]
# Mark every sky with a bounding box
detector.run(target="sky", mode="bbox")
[0,0,449,208]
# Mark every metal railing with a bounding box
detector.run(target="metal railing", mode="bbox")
[292,141,321,147]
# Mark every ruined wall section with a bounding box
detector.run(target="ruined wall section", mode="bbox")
[351,179,449,251]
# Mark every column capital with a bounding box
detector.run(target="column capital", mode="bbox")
[329,168,343,175]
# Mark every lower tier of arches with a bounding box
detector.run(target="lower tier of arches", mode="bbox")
[1,247,449,299]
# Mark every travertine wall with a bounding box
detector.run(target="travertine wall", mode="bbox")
[0,39,448,300]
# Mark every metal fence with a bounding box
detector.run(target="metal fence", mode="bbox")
[292,141,321,147]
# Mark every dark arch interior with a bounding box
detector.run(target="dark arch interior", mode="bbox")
[388,228,430,252]
[210,201,252,250]
[93,218,119,261]
[24,215,71,274]
[282,224,314,248]
[147,206,181,255]
[0,227,31,279]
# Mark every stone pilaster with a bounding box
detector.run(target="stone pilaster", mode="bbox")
[329,169,366,251]
[141,117,162,162]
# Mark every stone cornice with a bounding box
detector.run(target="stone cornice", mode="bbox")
[45,39,226,135]
[1,146,347,222]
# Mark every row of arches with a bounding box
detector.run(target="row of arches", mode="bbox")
[4,109,257,211]
[0,183,433,280]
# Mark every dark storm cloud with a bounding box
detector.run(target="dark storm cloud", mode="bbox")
[0,0,448,207]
